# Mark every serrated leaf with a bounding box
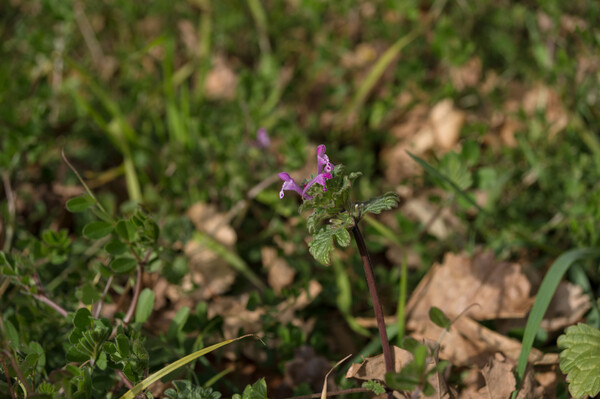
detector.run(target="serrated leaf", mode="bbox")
[358,192,400,217]
[362,380,386,395]
[429,307,451,329]
[439,152,473,191]
[334,228,351,248]
[66,195,95,213]
[308,228,336,266]
[135,288,155,324]
[110,257,137,274]
[83,221,114,239]
[558,323,600,398]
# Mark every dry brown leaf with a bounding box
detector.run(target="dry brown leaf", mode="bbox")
[261,246,296,294]
[184,202,238,299]
[401,196,463,240]
[541,281,591,332]
[449,57,482,91]
[178,19,198,56]
[430,99,465,151]
[480,353,516,398]
[205,56,238,101]
[345,346,414,382]
[382,100,464,185]
[284,346,337,393]
[407,251,533,322]
[521,85,567,138]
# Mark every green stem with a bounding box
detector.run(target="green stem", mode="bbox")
[351,223,393,398]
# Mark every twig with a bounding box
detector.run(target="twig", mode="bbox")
[0,354,16,399]
[352,223,394,399]
[1,350,32,394]
[115,369,134,389]
[31,292,69,318]
[93,275,114,318]
[122,249,152,325]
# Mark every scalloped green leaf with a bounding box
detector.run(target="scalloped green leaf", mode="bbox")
[358,192,400,217]
[334,227,351,248]
[66,195,95,213]
[83,221,113,239]
[308,228,336,266]
[558,323,600,398]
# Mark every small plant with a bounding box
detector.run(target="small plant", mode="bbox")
[279,144,399,397]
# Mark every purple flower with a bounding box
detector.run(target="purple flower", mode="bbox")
[256,127,270,148]
[317,144,334,174]
[278,172,305,199]
[302,172,332,198]
[278,144,335,201]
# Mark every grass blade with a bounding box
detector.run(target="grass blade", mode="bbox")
[120,334,254,399]
[514,248,600,388]
[407,152,486,214]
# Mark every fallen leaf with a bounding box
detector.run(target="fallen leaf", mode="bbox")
[205,56,238,101]
[261,246,296,294]
[430,99,465,151]
[541,281,591,332]
[407,251,533,322]
[284,346,337,393]
[345,346,414,382]
[184,202,238,299]
[449,57,482,91]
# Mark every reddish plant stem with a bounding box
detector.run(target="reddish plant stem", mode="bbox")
[32,293,69,318]
[351,223,394,399]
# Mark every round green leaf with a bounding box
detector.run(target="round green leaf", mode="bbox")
[116,220,136,242]
[105,239,128,255]
[73,308,92,329]
[66,195,95,213]
[135,288,155,324]
[429,307,451,329]
[83,221,114,240]
[110,257,137,274]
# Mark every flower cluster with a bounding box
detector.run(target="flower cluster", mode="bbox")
[279,145,335,200]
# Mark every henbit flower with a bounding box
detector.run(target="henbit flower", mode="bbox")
[278,172,306,199]
[256,127,270,148]
[317,144,334,174]
[279,144,335,200]
[302,172,332,198]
